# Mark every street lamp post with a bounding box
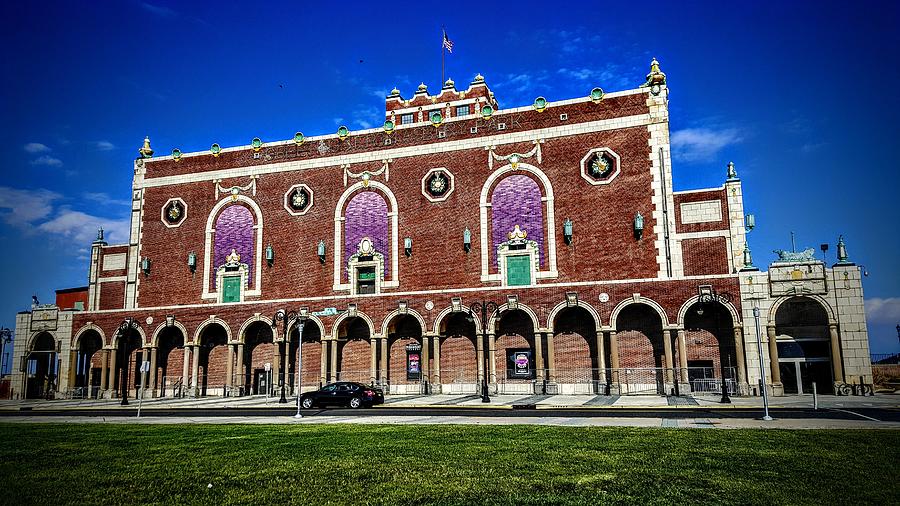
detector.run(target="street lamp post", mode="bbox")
[272,309,304,406]
[0,327,12,380]
[117,317,139,406]
[896,324,899,348]
[468,301,498,403]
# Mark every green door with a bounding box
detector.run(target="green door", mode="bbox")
[222,277,241,303]
[506,255,532,286]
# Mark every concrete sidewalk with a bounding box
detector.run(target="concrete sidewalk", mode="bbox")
[1,392,897,411]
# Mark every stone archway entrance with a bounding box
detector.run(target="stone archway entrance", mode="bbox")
[775,297,835,394]
[25,333,57,399]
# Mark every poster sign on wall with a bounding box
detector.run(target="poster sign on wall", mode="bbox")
[405,343,422,380]
[506,349,534,379]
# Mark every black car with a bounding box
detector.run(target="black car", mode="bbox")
[299,382,384,409]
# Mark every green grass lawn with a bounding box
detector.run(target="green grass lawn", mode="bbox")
[0,424,897,505]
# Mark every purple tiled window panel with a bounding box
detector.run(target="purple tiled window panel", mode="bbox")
[491,174,544,267]
[212,205,254,289]
[344,191,389,280]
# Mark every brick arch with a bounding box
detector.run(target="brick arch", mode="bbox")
[72,324,106,349]
[333,181,400,291]
[331,311,376,341]
[238,314,273,343]
[432,305,482,335]
[194,317,233,345]
[488,303,541,335]
[551,305,599,374]
[381,309,427,338]
[150,320,188,348]
[676,296,740,328]
[609,296,670,329]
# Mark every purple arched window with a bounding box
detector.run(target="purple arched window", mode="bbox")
[491,174,544,267]
[344,191,389,280]
[213,205,255,288]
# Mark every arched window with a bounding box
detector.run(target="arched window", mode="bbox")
[202,195,263,302]
[491,174,545,268]
[213,205,255,289]
[344,191,389,280]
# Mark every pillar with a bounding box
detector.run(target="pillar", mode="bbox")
[149,347,158,395]
[595,331,606,383]
[534,332,545,381]
[544,332,555,382]
[100,349,109,391]
[191,344,200,393]
[422,335,431,384]
[272,343,281,393]
[236,344,244,392]
[488,334,497,384]
[609,331,620,384]
[828,323,844,384]
[732,327,747,389]
[181,345,191,393]
[379,337,388,384]
[108,346,118,394]
[677,329,689,383]
[369,338,377,385]
[476,334,484,383]
[320,340,328,385]
[432,336,441,387]
[67,350,78,393]
[329,340,338,382]
[281,342,290,395]
[225,344,234,393]
[766,326,781,385]
[662,330,674,384]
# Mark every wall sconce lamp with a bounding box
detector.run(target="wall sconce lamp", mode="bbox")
[187,251,197,273]
[265,244,275,267]
[141,257,151,276]
[745,213,756,232]
[404,237,413,257]
[563,218,573,245]
[633,212,644,240]
[463,227,471,253]
[317,240,326,264]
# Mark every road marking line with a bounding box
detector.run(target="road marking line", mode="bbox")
[830,408,880,422]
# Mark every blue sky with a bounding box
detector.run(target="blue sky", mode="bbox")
[1,1,898,359]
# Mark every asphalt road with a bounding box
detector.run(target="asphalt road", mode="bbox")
[2,406,898,422]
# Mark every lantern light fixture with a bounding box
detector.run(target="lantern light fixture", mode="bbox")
[141,257,151,276]
[633,212,644,240]
[187,251,197,273]
[404,237,413,257]
[745,213,756,232]
[563,218,573,245]
[265,244,275,266]
[317,240,326,263]
[463,227,472,253]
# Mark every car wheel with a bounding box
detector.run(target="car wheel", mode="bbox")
[301,397,314,409]
[349,396,362,409]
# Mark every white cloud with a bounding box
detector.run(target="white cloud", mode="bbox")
[23,142,50,153]
[670,128,742,163]
[30,155,63,167]
[84,192,130,206]
[0,187,60,227]
[140,2,175,17]
[557,65,630,89]
[95,140,115,151]
[38,208,130,244]
[865,298,900,324]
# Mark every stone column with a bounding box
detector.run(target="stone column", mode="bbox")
[191,344,201,394]
[182,346,191,394]
[235,344,244,392]
[609,331,620,384]
[766,326,781,385]
[432,336,441,388]
[677,329,689,383]
[100,349,109,392]
[488,334,497,384]
[732,327,747,390]
[329,340,338,382]
[534,332,545,381]
[272,344,281,394]
[68,350,78,393]
[662,330,674,384]
[108,346,118,394]
[476,335,484,383]
[369,338,377,385]
[379,337,388,384]
[828,323,844,384]
[422,335,431,385]
[225,344,234,394]
[281,342,290,395]
[595,331,606,383]
[545,332,556,382]
[320,340,328,385]
[149,347,158,395]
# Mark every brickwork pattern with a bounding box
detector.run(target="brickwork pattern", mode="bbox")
[681,237,730,276]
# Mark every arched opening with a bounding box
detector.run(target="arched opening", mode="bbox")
[156,326,186,397]
[73,331,103,399]
[242,321,275,395]
[336,317,373,384]
[386,314,423,393]
[113,328,142,400]
[438,312,477,394]
[287,321,323,394]
[25,333,57,399]
[775,297,833,394]
[615,304,665,394]
[197,323,229,396]
[205,199,261,302]
[495,309,536,394]
[684,301,737,394]
[552,306,602,393]
[488,174,547,286]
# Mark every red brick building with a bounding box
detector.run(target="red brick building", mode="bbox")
[9,59,873,400]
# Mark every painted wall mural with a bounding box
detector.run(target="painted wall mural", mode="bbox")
[491,174,544,268]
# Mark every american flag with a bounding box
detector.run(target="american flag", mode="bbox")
[443,30,453,53]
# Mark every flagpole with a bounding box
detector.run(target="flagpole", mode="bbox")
[441,27,445,86]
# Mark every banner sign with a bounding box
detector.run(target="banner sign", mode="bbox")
[406,343,422,380]
[506,349,534,379]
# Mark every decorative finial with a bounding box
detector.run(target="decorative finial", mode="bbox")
[642,57,667,89]
[727,161,738,181]
[138,136,154,158]
[444,77,455,88]
[389,87,400,97]
[96,227,104,242]
[473,73,484,82]
[741,243,755,270]
[417,82,428,93]
[836,235,850,264]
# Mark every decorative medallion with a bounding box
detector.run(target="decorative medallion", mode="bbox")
[293,132,305,145]
[590,87,605,103]
[161,197,187,228]
[383,120,395,134]
[172,148,182,161]
[430,111,443,127]
[579,147,621,186]
[337,126,350,140]
[210,143,222,157]
[424,300,434,311]
[421,167,455,202]
[283,183,314,216]
[358,237,375,256]
[480,104,494,118]
[533,96,547,112]
[251,137,263,152]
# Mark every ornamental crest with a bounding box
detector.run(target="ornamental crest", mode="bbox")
[508,225,528,244]
[773,248,816,263]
